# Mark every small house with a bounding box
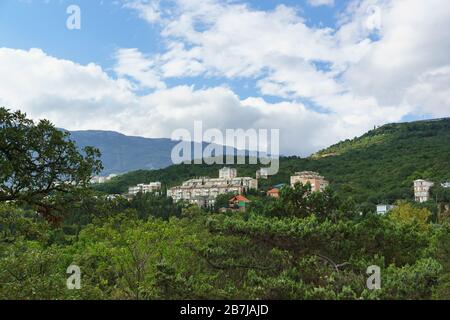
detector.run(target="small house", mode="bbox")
[229,195,251,211]
[267,188,280,198]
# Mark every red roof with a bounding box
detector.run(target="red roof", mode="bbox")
[229,195,250,203]
[267,188,279,194]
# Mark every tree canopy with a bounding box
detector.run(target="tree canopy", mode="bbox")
[1,109,448,300]
[0,107,102,218]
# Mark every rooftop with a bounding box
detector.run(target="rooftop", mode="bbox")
[293,171,325,179]
[230,195,250,203]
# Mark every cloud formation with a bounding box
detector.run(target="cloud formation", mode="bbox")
[0,0,449,156]
[308,0,335,7]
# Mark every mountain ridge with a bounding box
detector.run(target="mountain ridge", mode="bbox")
[92,117,450,205]
[68,129,252,175]
[68,130,179,174]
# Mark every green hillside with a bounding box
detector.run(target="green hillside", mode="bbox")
[2,108,449,300]
[95,118,450,204]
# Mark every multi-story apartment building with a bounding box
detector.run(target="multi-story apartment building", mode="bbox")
[256,168,269,180]
[376,204,396,215]
[90,174,118,184]
[167,168,257,207]
[414,179,434,203]
[290,171,329,192]
[128,182,162,196]
[219,167,237,179]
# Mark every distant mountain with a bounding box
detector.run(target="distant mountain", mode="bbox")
[68,130,250,175]
[93,117,450,205]
[68,130,180,175]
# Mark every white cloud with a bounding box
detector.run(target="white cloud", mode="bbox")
[403,65,450,117]
[1,0,450,157]
[342,0,450,113]
[123,0,450,120]
[308,0,335,7]
[0,47,383,156]
[0,47,137,131]
[114,48,166,90]
[123,0,162,23]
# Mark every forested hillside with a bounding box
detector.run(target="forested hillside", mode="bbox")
[96,118,450,205]
[1,108,449,300]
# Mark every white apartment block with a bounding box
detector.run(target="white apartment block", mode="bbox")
[414,179,434,203]
[128,182,162,196]
[90,174,118,184]
[106,194,121,200]
[219,167,237,179]
[290,171,329,192]
[167,169,257,207]
[376,204,396,215]
[256,168,269,180]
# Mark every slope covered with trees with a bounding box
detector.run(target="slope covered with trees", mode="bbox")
[1,108,449,300]
[96,118,450,205]
[1,186,449,300]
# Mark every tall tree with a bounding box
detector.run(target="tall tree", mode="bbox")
[0,107,102,218]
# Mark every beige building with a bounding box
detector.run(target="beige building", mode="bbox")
[128,182,162,196]
[256,168,269,180]
[290,171,329,192]
[414,179,434,203]
[167,169,257,207]
[219,167,238,179]
[267,188,280,198]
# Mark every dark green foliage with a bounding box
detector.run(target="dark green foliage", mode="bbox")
[1,194,449,300]
[96,118,450,205]
[0,107,102,217]
[214,192,238,210]
[1,111,449,300]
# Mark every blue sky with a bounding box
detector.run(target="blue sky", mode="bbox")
[0,1,341,60]
[0,0,449,155]
[0,0,342,99]
[0,1,159,66]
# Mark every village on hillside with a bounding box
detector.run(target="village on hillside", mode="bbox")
[92,167,450,214]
